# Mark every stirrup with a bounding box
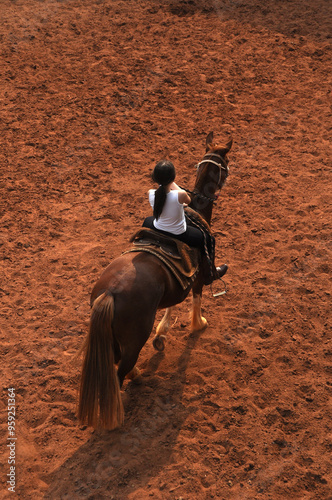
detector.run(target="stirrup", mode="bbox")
[210,278,227,297]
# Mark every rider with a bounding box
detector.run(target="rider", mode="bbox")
[142,160,227,284]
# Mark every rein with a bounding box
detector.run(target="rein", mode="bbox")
[179,186,217,203]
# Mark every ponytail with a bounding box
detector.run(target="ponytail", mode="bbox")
[153,185,167,220]
[151,160,176,220]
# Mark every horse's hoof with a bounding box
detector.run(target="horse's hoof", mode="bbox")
[191,317,208,332]
[129,367,143,385]
[153,335,166,351]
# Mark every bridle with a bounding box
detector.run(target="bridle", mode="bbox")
[181,151,229,203]
[195,151,229,188]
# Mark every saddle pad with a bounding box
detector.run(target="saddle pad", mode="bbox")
[123,246,199,290]
[133,238,182,260]
[126,228,200,290]
[130,228,200,275]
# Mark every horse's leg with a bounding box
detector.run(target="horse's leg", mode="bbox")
[117,349,141,388]
[191,284,208,332]
[116,318,156,386]
[126,366,142,384]
[153,306,174,351]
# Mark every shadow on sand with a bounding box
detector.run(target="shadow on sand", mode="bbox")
[44,326,206,498]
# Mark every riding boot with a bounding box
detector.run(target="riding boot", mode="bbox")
[196,229,228,285]
[215,264,228,279]
[201,255,228,285]
[201,254,214,286]
[201,237,228,285]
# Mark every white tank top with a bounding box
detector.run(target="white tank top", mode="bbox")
[149,189,187,235]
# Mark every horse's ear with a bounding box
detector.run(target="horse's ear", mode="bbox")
[224,137,233,153]
[215,137,233,156]
[206,131,214,151]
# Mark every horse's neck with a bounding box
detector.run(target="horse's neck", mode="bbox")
[191,158,222,223]
[192,181,216,225]
[198,202,213,226]
[185,206,211,232]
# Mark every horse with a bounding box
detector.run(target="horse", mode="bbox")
[78,132,232,430]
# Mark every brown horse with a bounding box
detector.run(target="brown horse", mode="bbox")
[78,132,232,430]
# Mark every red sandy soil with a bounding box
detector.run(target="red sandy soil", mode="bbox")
[0,0,331,498]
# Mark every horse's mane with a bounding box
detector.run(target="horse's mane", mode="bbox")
[185,206,211,233]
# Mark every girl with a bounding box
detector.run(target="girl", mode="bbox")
[143,160,227,284]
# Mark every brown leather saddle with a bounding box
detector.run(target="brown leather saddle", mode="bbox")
[124,228,200,290]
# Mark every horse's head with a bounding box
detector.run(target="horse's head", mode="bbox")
[190,132,232,222]
[201,131,232,188]
[206,131,232,173]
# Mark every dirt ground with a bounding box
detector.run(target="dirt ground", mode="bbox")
[0,0,331,498]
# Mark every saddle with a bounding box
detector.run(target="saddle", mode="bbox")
[124,228,200,290]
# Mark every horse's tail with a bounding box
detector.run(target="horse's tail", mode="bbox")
[78,292,124,430]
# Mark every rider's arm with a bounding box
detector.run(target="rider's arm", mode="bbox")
[170,183,191,205]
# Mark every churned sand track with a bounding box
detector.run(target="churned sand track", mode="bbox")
[0,0,331,498]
